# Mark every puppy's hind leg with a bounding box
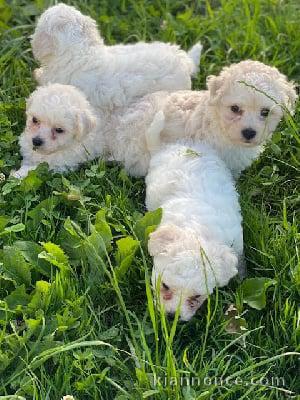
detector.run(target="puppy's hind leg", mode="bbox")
[145,110,165,154]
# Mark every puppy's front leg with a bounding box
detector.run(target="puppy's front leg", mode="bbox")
[33,67,44,84]
[10,164,37,179]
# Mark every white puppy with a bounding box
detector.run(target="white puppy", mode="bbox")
[11,84,103,178]
[146,141,243,321]
[31,3,202,110]
[108,60,297,178]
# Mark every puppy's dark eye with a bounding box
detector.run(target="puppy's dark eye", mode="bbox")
[32,117,39,124]
[261,108,270,117]
[54,127,64,134]
[231,105,240,114]
[162,283,170,290]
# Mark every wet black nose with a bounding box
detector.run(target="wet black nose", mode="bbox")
[32,137,44,147]
[241,128,256,141]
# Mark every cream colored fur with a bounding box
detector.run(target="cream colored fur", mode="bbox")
[146,141,243,321]
[107,60,297,178]
[11,84,104,178]
[31,3,202,111]
[12,61,297,180]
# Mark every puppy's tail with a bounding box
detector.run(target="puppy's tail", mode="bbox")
[188,42,203,76]
[146,111,165,154]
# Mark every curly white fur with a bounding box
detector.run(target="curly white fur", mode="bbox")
[107,60,297,178]
[31,3,201,110]
[146,141,243,321]
[11,84,104,178]
[12,61,297,179]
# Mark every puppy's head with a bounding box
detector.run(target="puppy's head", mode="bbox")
[31,3,103,63]
[207,60,297,147]
[24,84,96,155]
[148,225,238,321]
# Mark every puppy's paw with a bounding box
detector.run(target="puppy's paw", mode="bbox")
[10,170,24,179]
[146,111,165,153]
[10,166,31,179]
[151,110,165,132]
[33,67,43,84]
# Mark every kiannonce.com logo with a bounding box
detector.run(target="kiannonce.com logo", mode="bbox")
[150,374,286,389]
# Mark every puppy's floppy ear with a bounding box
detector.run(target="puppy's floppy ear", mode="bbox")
[206,74,226,103]
[81,14,104,45]
[148,224,182,256]
[31,31,55,62]
[76,109,97,139]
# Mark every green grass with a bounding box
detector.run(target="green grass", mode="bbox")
[0,0,299,399]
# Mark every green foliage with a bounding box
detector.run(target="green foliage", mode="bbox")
[134,208,162,246]
[1,246,31,286]
[0,0,299,399]
[115,236,139,279]
[240,277,277,310]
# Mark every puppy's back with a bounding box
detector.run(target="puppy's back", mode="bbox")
[146,141,243,254]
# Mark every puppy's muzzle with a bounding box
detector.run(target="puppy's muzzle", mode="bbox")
[32,137,44,148]
[241,128,256,141]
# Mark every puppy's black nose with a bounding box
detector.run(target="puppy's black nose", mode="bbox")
[241,128,256,141]
[32,137,44,147]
